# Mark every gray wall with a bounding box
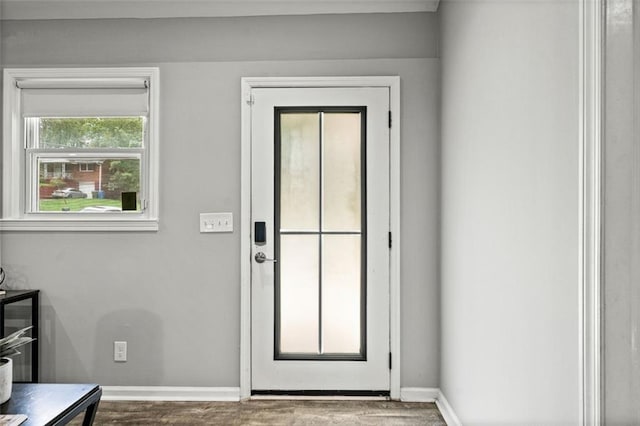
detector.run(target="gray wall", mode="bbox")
[439,0,580,423]
[0,14,440,388]
[603,0,640,422]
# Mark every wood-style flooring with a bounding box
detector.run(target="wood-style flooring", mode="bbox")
[78,400,447,425]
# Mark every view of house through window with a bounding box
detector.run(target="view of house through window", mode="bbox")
[28,117,145,213]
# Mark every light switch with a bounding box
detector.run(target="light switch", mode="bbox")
[200,212,233,233]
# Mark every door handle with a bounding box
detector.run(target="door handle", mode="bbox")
[255,252,277,263]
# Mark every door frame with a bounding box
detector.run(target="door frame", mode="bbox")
[240,76,401,400]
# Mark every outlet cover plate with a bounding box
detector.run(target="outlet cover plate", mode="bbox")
[114,341,127,362]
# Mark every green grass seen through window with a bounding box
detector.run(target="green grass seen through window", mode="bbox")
[39,198,123,212]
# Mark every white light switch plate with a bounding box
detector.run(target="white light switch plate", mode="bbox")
[200,212,233,233]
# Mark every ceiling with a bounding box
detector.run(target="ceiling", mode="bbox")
[1,0,440,20]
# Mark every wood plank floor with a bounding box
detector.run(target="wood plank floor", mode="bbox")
[78,400,447,425]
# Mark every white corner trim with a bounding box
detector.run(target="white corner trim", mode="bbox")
[400,387,439,402]
[436,390,462,426]
[101,386,240,402]
[578,0,603,424]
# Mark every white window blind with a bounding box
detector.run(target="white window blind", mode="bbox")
[20,79,149,117]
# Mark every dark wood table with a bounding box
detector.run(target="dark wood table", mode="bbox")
[0,290,39,382]
[1,383,101,425]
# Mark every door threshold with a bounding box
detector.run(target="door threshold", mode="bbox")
[251,390,390,401]
[251,395,389,401]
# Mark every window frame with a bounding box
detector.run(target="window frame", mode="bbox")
[2,67,160,231]
[78,162,94,172]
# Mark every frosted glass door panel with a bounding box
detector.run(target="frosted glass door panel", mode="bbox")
[322,113,362,231]
[321,235,362,354]
[276,108,366,360]
[279,235,320,354]
[279,114,320,231]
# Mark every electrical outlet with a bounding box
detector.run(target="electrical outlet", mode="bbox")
[114,341,127,362]
[200,212,233,233]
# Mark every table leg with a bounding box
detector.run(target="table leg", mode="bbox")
[82,399,101,426]
[31,293,39,383]
[0,304,4,339]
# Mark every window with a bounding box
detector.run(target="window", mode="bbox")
[2,68,159,231]
[78,163,94,172]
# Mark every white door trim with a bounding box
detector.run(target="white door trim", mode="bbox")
[240,76,401,400]
[578,0,603,423]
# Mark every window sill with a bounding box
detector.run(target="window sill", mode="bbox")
[0,218,159,232]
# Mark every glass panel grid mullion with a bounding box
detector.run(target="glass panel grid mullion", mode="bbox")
[318,111,324,355]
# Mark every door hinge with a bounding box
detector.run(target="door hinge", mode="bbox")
[388,111,392,128]
[389,352,392,370]
[388,232,392,249]
[246,92,255,106]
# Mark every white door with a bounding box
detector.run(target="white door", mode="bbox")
[250,87,390,392]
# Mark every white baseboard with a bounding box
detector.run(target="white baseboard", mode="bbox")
[399,387,439,402]
[101,386,240,402]
[399,387,461,426]
[435,390,462,426]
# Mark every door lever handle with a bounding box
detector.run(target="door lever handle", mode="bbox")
[255,252,277,263]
